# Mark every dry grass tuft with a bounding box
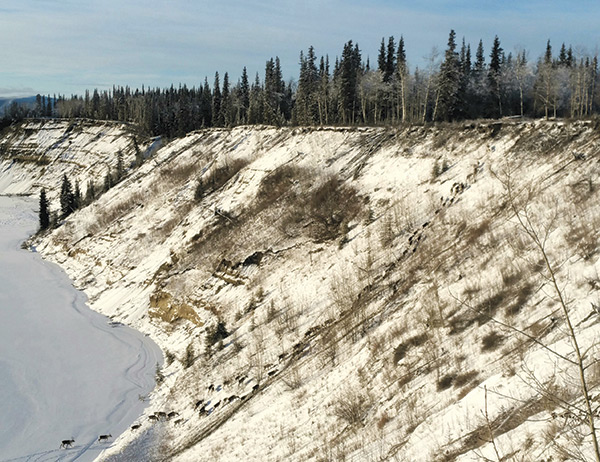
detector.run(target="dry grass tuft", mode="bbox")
[453,370,479,388]
[437,373,456,391]
[481,330,504,352]
[504,282,535,317]
[464,218,491,247]
[332,387,370,426]
[393,332,429,363]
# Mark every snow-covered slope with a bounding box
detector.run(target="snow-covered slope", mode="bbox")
[4,118,600,461]
[0,119,153,200]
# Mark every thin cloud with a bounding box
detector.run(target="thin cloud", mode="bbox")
[0,0,598,97]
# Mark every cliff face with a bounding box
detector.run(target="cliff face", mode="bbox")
[4,119,600,461]
[0,119,152,199]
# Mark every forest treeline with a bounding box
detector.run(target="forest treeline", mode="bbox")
[4,30,599,137]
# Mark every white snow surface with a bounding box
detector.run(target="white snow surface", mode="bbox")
[0,196,161,461]
[2,119,600,460]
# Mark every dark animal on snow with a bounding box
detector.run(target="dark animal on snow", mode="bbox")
[194,399,204,409]
[207,384,215,392]
[155,411,167,420]
[252,384,260,393]
[167,411,179,420]
[131,424,141,431]
[98,434,112,443]
[149,415,159,423]
[60,439,75,449]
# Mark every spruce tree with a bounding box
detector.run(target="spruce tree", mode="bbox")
[60,174,75,218]
[385,36,396,83]
[544,40,553,65]
[339,40,361,124]
[239,67,250,124]
[475,39,485,73]
[435,30,462,121]
[201,77,212,127]
[212,72,222,126]
[377,38,386,77]
[220,72,230,126]
[559,43,568,67]
[248,73,264,124]
[264,57,286,124]
[488,35,504,117]
[294,48,319,125]
[457,37,471,119]
[39,188,50,230]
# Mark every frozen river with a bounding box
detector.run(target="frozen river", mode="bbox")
[0,196,162,461]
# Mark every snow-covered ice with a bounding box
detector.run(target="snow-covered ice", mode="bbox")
[0,196,162,461]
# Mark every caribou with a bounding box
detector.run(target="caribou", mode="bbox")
[98,434,112,443]
[60,439,75,449]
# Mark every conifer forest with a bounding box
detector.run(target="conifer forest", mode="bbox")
[4,31,599,137]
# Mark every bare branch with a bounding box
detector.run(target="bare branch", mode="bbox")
[448,290,577,366]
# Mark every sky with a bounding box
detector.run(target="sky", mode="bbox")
[1,0,599,98]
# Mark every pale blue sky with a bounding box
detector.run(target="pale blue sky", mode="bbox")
[1,0,598,97]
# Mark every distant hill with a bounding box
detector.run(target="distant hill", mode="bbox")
[0,96,36,115]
